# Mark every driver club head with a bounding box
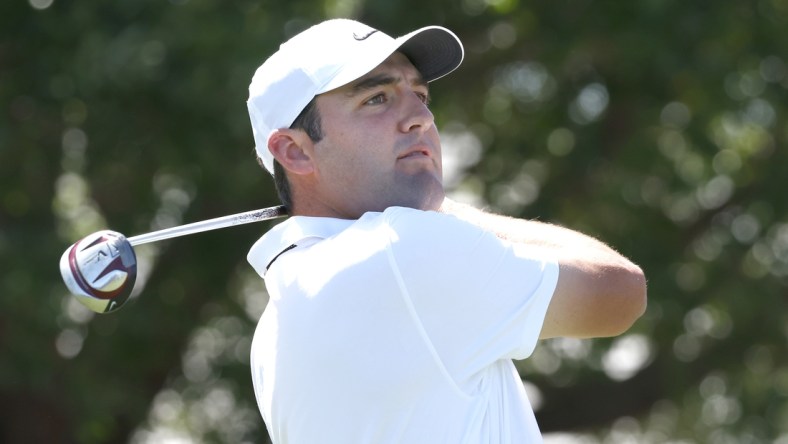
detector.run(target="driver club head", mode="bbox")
[59,230,137,313]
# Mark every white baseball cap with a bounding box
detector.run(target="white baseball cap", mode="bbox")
[247,19,464,174]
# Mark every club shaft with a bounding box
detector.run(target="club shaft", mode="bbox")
[127,205,288,246]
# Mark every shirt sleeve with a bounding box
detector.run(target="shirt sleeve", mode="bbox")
[384,207,559,378]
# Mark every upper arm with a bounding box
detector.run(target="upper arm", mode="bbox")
[386,208,559,362]
[539,252,647,339]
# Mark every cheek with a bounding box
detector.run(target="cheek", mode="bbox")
[430,130,443,171]
[314,112,398,180]
[314,135,373,182]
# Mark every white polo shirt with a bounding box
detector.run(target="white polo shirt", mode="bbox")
[247,207,559,443]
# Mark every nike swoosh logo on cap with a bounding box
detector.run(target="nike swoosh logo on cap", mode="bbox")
[353,29,379,41]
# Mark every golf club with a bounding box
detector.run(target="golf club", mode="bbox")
[59,205,288,313]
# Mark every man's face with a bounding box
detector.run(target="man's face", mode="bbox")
[307,52,444,218]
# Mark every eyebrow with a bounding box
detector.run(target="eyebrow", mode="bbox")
[345,73,428,97]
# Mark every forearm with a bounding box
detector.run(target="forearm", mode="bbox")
[439,198,623,259]
[441,198,647,338]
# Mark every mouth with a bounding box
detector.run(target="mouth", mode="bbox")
[397,145,432,161]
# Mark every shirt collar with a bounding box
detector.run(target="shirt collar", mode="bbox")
[247,216,356,277]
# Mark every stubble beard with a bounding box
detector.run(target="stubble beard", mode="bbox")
[389,170,445,212]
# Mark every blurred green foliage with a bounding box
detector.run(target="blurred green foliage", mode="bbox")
[2,0,788,442]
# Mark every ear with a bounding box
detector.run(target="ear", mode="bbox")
[267,129,315,175]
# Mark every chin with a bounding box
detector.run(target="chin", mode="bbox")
[416,175,445,210]
[360,173,443,214]
[417,191,445,212]
[393,183,444,212]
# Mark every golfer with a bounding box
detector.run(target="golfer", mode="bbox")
[245,18,647,443]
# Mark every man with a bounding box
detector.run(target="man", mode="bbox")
[245,19,646,443]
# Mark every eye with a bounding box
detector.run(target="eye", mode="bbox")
[364,93,387,105]
[415,91,431,106]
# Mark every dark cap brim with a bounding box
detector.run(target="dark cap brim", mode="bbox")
[396,26,464,83]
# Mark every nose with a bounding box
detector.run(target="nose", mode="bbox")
[399,90,435,134]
